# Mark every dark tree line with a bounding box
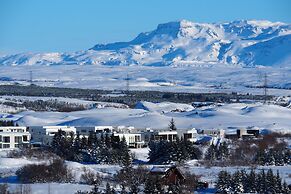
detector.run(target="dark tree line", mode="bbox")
[51,130,131,165]
[148,137,202,164]
[204,135,291,166]
[205,142,229,162]
[2,99,86,112]
[255,146,291,166]
[216,169,290,194]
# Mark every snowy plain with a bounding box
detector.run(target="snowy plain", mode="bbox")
[0,100,290,133]
[0,65,291,96]
[1,149,291,194]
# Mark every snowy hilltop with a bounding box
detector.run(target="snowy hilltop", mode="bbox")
[1,19,291,67]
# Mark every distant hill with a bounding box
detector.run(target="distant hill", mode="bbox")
[0,19,290,67]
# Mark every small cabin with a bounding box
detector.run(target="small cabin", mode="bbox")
[150,166,185,185]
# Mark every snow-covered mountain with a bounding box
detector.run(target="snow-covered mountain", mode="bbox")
[1,20,291,67]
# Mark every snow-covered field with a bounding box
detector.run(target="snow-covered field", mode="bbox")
[1,65,291,96]
[0,101,290,133]
[1,149,291,194]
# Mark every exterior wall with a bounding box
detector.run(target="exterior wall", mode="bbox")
[183,129,198,142]
[30,126,76,146]
[154,131,178,141]
[201,129,225,138]
[114,133,144,148]
[95,126,113,133]
[0,127,31,149]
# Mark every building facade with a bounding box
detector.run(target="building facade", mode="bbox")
[0,127,31,149]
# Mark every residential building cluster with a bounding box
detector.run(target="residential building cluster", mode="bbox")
[0,125,261,149]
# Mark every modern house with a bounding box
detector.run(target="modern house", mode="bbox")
[30,126,76,146]
[183,128,199,142]
[237,128,260,139]
[154,131,178,141]
[75,126,113,138]
[113,132,144,148]
[200,129,225,138]
[0,126,31,149]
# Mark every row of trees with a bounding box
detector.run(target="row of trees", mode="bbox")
[148,137,202,164]
[205,142,229,162]
[3,99,87,112]
[255,147,291,166]
[51,130,131,165]
[204,134,291,166]
[216,169,290,194]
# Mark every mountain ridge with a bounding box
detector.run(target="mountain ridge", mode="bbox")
[1,19,290,67]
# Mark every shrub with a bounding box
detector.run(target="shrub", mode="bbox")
[80,168,101,185]
[0,184,9,194]
[16,159,72,183]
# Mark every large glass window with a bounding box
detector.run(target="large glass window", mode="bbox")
[15,136,22,143]
[23,135,28,142]
[3,136,10,143]
[3,144,10,148]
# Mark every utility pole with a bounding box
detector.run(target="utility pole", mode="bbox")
[126,73,129,94]
[263,73,267,104]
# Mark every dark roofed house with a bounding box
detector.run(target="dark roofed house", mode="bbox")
[150,165,185,185]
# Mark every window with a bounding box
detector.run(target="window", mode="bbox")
[135,135,140,142]
[0,135,2,142]
[3,144,10,148]
[15,136,22,143]
[0,143,2,148]
[23,135,28,142]
[3,137,10,143]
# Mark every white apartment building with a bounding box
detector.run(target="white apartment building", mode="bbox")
[183,128,199,142]
[0,126,31,149]
[113,132,144,148]
[95,126,114,133]
[30,126,76,146]
[154,131,178,141]
[200,129,225,138]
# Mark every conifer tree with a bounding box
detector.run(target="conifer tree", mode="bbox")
[266,169,276,193]
[216,171,231,193]
[105,182,113,194]
[246,169,257,193]
[282,181,290,194]
[232,171,244,193]
[120,185,127,194]
[144,177,155,194]
[258,170,267,193]
[275,170,282,193]
[205,144,216,162]
[168,118,177,131]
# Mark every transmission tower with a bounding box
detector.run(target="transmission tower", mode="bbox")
[126,73,130,94]
[29,71,33,85]
[263,73,267,104]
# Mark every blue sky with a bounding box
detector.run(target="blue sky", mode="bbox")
[0,0,290,54]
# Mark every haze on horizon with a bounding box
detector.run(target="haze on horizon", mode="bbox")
[0,0,290,55]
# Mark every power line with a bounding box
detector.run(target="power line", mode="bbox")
[263,73,267,104]
[126,73,130,93]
